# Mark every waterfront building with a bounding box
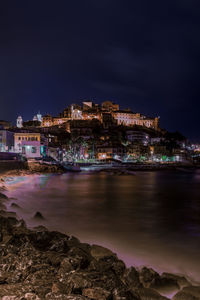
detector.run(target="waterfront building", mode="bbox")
[96,142,126,160]
[0,130,14,152]
[14,132,47,158]
[127,143,150,160]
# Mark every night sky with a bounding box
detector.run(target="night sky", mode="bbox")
[1,1,200,140]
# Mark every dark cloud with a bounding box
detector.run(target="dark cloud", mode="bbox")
[0,0,200,139]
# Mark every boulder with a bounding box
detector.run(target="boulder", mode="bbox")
[173,286,200,300]
[10,203,21,209]
[33,212,45,220]
[90,244,117,261]
[150,276,179,295]
[139,267,160,288]
[0,192,8,200]
[112,288,140,300]
[135,287,170,300]
[122,267,142,288]
[82,287,111,300]
[45,294,88,300]
[162,272,191,288]
[139,267,179,295]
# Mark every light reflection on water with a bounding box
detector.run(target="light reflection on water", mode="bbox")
[5,170,200,284]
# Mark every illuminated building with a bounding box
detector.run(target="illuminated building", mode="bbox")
[42,115,69,127]
[112,111,159,130]
[126,130,150,145]
[101,101,119,111]
[16,116,23,128]
[0,130,14,152]
[14,133,47,158]
[33,111,42,122]
[40,100,160,131]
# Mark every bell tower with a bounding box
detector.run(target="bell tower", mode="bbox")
[16,116,23,128]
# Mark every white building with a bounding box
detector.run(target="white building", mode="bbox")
[33,112,42,122]
[14,133,46,158]
[16,116,23,128]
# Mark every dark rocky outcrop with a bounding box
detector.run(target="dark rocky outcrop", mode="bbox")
[11,202,21,209]
[172,286,200,300]
[33,212,45,220]
[0,191,197,300]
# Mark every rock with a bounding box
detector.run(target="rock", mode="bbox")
[90,244,117,261]
[11,203,21,209]
[82,287,111,300]
[122,267,142,288]
[0,192,8,200]
[0,202,6,210]
[135,287,170,299]
[66,246,91,270]
[112,288,140,300]
[0,210,17,218]
[52,282,67,294]
[139,267,179,295]
[150,276,179,295]
[139,267,160,288]
[45,294,88,300]
[32,225,48,232]
[2,297,19,300]
[28,230,70,252]
[0,206,197,300]
[33,212,45,220]
[162,272,191,288]
[173,286,200,300]
[23,293,41,300]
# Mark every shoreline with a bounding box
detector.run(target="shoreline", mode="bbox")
[0,159,199,176]
[0,173,200,299]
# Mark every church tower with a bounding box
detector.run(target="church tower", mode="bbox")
[16,116,23,128]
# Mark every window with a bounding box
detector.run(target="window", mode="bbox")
[18,137,21,140]
[32,147,37,153]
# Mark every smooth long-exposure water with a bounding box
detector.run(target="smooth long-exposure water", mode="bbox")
[5,170,200,284]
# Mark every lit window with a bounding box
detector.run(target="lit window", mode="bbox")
[32,147,37,153]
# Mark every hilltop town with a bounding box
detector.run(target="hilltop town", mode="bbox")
[0,100,199,167]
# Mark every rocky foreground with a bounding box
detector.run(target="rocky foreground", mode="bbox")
[0,191,200,300]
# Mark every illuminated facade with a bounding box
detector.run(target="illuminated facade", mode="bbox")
[101,101,119,111]
[0,130,14,152]
[33,112,42,122]
[112,111,159,130]
[40,101,159,131]
[16,116,23,128]
[14,133,46,158]
[42,115,69,127]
